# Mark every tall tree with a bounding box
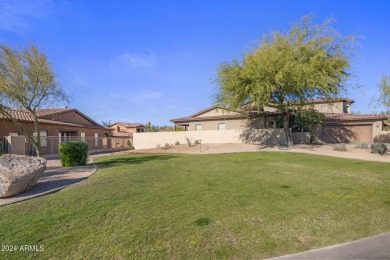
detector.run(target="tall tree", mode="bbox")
[214,16,354,147]
[378,74,390,114]
[0,44,69,157]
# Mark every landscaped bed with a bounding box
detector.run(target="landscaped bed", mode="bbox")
[0,152,389,259]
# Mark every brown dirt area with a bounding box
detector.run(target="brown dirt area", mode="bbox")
[102,143,390,163]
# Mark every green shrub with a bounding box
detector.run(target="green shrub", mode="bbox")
[371,142,387,155]
[373,133,390,143]
[58,141,89,167]
[175,141,180,145]
[355,142,369,149]
[333,143,347,152]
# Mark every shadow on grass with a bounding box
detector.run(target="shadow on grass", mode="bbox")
[96,154,178,169]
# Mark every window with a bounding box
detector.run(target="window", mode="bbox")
[33,131,47,146]
[81,132,86,142]
[195,124,202,131]
[218,123,225,130]
[95,133,98,146]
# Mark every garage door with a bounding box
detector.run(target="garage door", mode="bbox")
[322,124,372,143]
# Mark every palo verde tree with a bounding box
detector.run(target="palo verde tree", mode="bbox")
[0,44,69,157]
[378,74,390,115]
[214,16,354,147]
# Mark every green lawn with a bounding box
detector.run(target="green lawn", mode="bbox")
[0,152,389,259]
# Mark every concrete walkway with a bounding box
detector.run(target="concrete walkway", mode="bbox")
[0,158,97,207]
[271,232,390,259]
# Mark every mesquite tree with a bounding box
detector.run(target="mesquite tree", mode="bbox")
[214,16,354,147]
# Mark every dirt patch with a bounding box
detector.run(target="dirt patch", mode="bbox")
[107,143,390,163]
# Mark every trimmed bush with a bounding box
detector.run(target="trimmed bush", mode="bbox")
[175,141,180,145]
[58,141,89,167]
[333,143,347,152]
[371,142,387,155]
[194,140,200,145]
[373,133,390,143]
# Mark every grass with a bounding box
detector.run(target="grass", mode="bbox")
[0,152,389,259]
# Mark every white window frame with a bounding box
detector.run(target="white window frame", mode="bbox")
[218,123,226,130]
[95,133,98,146]
[195,124,202,131]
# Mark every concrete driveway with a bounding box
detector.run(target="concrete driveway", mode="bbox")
[271,232,390,259]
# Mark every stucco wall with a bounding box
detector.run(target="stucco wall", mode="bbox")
[133,129,310,149]
[187,117,278,131]
[309,102,344,113]
[372,120,384,138]
[188,119,247,131]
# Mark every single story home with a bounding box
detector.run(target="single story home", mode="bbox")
[0,107,111,154]
[170,98,388,143]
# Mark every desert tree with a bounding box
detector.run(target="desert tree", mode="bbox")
[0,44,69,157]
[214,16,354,147]
[378,74,390,114]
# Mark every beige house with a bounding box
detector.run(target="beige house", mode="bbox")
[170,98,388,143]
[109,122,145,137]
[0,107,112,155]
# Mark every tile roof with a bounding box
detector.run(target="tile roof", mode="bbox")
[0,109,106,130]
[111,122,144,128]
[171,111,276,123]
[323,113,388,121]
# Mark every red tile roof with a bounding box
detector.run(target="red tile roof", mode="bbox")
[0,109,106,130]
[323,113,388,121]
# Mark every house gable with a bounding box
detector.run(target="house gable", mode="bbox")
[192,107,241,118]
[37,108,101,126]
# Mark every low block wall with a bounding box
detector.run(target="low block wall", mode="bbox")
[133,130,310,149]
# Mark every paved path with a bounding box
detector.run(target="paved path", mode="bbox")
[271,232,390,259]
[0,159,96,207]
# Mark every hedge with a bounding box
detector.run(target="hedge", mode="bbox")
[58,141,89,167]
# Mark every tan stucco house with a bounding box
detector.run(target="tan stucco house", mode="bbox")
[170,98,388,143]
[109,122,145,137]
[0,107,110,154]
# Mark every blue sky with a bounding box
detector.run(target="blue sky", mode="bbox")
[1,0,389,125]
